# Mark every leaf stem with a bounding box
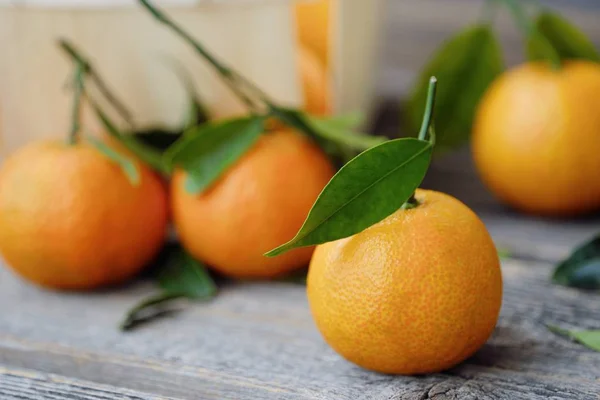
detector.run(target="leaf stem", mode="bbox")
[69,62,85,145]
[401,194,420,210]
[138,0,286,117]
[417,77,437,143]
[404,77,437,210]
[501,0,531,35]
[138,0,262,113]
[58,39,136,128]
[120,292,184,331]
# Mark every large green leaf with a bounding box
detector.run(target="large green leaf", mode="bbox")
[548,325,600,352]
[165,116,265,194]
[532,12,599,63]
[405,24,504,151]
[87,136,140,186]
[120,243,217,331]
[266,138,432,256]
[552,234,600,290]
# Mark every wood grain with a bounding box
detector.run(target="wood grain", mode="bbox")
[0,366,175,400]
[1,255,599,399]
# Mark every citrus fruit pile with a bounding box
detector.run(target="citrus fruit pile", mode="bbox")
[0,0,504,378]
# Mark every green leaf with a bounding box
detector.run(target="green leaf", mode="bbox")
[321,112,365,130]
[533,12,600,62]
[266,138,432,256]
[120,243,217,331]
[87,136,140,186]
[526,31,562,67]
[270,107,386,166]
[304,116,388,151]
[497,247,513,260]
[275,108,384,151]
[90,101,170,175]
[547,325,600,352]
[552,234,600,290]
[164,116,265,194]
[271,107,321,137]
[405,24,504,151]
[132,128,183,152]
[156,244,217,298]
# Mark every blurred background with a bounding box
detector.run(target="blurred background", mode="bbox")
[373,0,600,214]
[376,0,600,101]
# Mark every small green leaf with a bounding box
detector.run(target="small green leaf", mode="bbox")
[165,116,264,194]
[119,243,217,331]
[271,107,385,165]
[276,108,385,151]
[87,136,140,186]
[552,234,600,290]
[526,31,562,67]
[405,24,504,150]
[271,107,321,137]
[157,244,217,298]
[321,112,365,130]
[497,247,513,260]
[304,116,388,151]
[266,138,432,257]
[132,128,183,152]
[548,325,600,352]
[90,101,170,175]
[533,12,599,62]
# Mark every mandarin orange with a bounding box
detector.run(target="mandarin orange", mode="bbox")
[308,189,502,374]
[171,130,335,279]
[0,140,168,289]
[473,61,600,216]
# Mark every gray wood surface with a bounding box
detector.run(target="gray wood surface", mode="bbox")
[2,107,600,395]
[1,115,599,400]
[0,209,599,399]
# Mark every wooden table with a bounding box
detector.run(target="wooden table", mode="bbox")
[0,146,599,400]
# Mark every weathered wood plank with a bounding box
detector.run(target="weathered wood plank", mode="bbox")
[0,256,599,399]
[0,366,175,400]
